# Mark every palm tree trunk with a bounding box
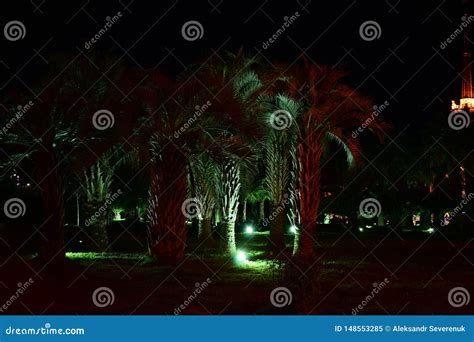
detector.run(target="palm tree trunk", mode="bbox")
[37,148,65,269]
[268,203,286,254]
[219,160,240,255]
[148,144,188,265]
[242,199,247,222]
[198,217,213,241]
[222,219,237,254]
[259,201,265,224]
[294,139,322,260]
[84,201,109,251]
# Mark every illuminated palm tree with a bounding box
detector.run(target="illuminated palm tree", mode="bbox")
[281,60,387,260]
[81,146,131,251]
[189,154,219,242]
[243,180,269,226]
[140,51,264,261]
[262,94,302,253]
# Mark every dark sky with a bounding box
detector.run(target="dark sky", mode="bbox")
[0,0,470,132]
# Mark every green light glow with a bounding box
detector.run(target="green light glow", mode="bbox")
[66,252,149,261]
[290,225,298,234]
[112,207,126,221]
[424,227,435,234]
[235,250,248,263]
[245,225,254,234]
[359,227,364,232]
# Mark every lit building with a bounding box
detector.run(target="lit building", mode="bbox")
[452,2,474,111]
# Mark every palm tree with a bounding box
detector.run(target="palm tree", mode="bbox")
[245,182,270,226]
[218,158,241,253]
[262,94,302,253]
[139,51,264,262]
[82,158,113,251]
[0,54,139,268]
[280,59,387,260]
[189,153,219,242]
[81,146,131,251]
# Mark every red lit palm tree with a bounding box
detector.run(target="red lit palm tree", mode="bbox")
[279,60,388,260]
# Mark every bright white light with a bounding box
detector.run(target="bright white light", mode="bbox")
[359,227,364,232]
[290,225,298,234]
[245,225,254,234]
[426,228,435,234]
[236,250,248,263]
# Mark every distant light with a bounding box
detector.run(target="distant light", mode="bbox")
[79,240,83,243]
[365,224,372,228]
[359,227,364,232]
[236,250,248,263]
[426,228,435,234]
[245,225,254,234]
[290,225,298,234]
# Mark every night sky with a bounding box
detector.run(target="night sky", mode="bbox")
[0,0,470,131]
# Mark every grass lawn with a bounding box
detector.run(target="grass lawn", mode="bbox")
[1,230,473,315]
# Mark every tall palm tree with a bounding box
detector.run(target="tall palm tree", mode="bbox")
[280,59,387,260]
[262,94,302,253]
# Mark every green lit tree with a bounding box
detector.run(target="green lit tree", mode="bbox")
[81,146,131,251]
[189,153,219,242]
[245,182,270,226]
